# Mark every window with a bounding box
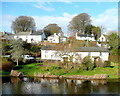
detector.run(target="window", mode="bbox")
[102,37,103,41]
[100,52,102,56]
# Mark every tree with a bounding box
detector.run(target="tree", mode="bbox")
[84,25,93,35]
[2,41,12,55]
[42,24,63,37]
[108,32,119,49]
[68,13,91,35]
[107,32,119,55]
[11,39,24,66]
[11,16,36,33]
[92,26,101,40]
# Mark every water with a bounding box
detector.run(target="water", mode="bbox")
[1,77,120,94]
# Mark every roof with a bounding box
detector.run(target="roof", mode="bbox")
[31,32,43,35]
[15,32,30,35]
[76,47,109,52]
[14,31,43,35]
[41,46,109,52]
[77,34,94,37]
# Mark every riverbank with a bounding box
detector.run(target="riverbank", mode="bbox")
[7,62,120,79]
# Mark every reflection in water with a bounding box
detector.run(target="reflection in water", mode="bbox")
[2,77,120,94]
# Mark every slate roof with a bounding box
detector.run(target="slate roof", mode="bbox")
[76,47,109,52]
[77,34,94,37]
[41,46,109,52]
[31,32,43,35]
[15,32,43,35]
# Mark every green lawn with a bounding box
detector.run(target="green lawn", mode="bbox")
[16,62,120,79]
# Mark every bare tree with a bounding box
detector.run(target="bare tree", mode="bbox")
[68,13,91,36]
[11,16,36,33]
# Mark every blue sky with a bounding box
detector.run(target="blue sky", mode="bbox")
[2,2,118,35]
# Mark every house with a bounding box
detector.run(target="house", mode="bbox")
[0,32,14,41]
[98,34,108,42]
[14,31,46,43]
[41,45,109,63]
[47,33,67,43]
[76,33,96,41]
[97,34,109,48]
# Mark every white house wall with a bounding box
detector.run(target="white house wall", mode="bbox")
[41,50,62,60]
[60,37,67,42]
[75,52,108,61]
[47,36,60,43]
[76,35,96,41]
[14,35,43,43]
[41,49,109,62]
[99,35,106,42]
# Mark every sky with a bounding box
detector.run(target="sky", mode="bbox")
[1,1,118,36]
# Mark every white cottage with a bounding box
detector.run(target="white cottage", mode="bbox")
[47,33,67,43]
[76,33,96,41]
[41,46,109,63]
[14,31,46,43]
[98,34,108,42]
[97,34,109,48]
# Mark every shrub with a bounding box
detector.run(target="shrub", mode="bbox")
[104,61,110,67]
[95,58,110,67]
[1,57,15,72]
[81,56,94,70]
[95,58,103,67]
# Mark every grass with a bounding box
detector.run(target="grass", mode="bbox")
[15,62,120,79]
[64,67,119,78]
[0,70,10,77]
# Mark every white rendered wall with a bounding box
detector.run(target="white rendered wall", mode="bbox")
[76,34,95,41]
[99,35,106,42]
[41,50,62,60]
[47,36,60,43]
[60,37,67,42]
[41,49,109,62]
[14,35,43,43]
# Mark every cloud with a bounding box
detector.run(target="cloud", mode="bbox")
[33,13,76,36]
[32,2,54,12]
[91,8,118,34]
[1,13,76,36]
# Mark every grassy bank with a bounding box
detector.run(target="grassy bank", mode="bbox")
[0,70,10,77]
[15,62,120,79]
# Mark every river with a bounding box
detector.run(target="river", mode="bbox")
[1,77,120,95]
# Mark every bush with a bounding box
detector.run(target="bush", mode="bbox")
[81,56,94,71]
[104,61,110,67]
[1,57,15,72]
[13,66,23,70]
[95,58,110,67]
[95,58,103,67]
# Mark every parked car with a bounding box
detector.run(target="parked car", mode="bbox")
[22,55,36,63]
